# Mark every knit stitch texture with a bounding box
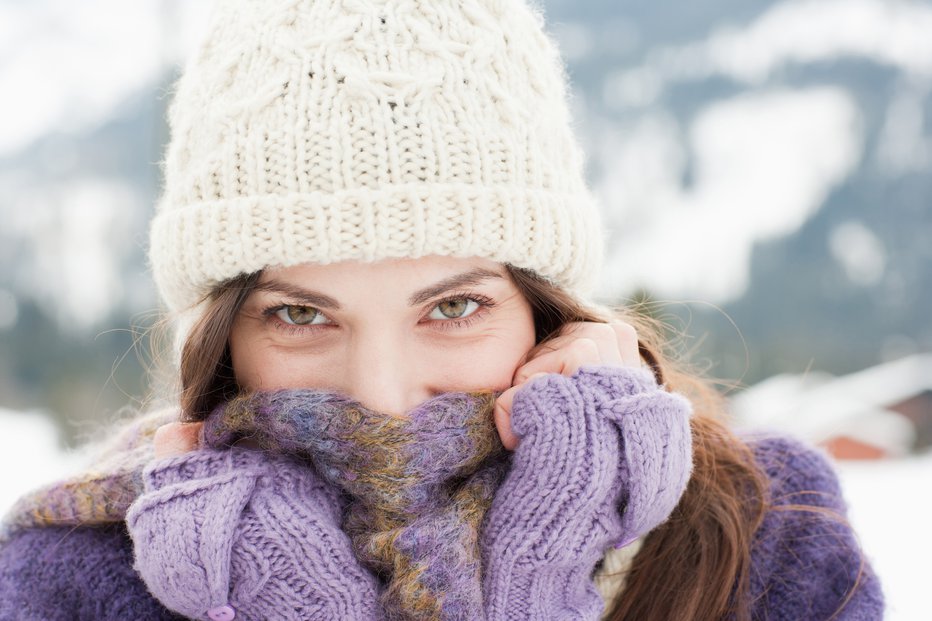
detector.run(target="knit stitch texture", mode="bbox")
[479,366,692,618]
[150,0,604,312]
[0,435,884,620]
[0,407,174,542]
[126,447,382,620]
[0,367,884,619]
[0,366,692,620]
[203,388,507,620]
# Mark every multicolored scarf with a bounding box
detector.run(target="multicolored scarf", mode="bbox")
[0,389,511,620]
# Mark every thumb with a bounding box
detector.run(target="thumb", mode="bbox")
[494,372,550,451]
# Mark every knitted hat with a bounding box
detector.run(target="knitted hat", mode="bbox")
[149,0,604,312]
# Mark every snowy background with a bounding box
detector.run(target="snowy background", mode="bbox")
[1,1,930,618]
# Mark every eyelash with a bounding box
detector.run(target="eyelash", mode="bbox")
[429,292,496,332]
[260,291,497,336]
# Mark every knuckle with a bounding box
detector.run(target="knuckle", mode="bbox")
[154,422,198,448]
[557,321,586,337]
[568,337,600,356]
[153,422,181,440]
[612,321,639,341]
[591,322,618,340]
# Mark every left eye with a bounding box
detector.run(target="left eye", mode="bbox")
[275,305,328,325]
[429,298,479,320]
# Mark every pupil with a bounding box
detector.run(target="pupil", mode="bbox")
[287,306,317,324]
[440,299,467,318]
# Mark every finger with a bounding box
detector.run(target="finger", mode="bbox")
[539,322,626,366]
[609,321,642,368]
[513,339,602,384]
[493,388,520,451]
[494,372,550,450]
[561,339,612,376]
[546,321,641,367]
[153,422,203,459]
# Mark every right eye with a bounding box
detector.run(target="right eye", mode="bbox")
[274,305,329,326]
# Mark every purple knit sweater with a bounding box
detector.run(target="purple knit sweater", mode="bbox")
[0,370,883,620]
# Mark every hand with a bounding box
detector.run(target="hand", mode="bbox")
[153,421,261,459]
[153,421,203,458]
[494,320,642,450]
[480,363,693,618]
[127,447,383,621]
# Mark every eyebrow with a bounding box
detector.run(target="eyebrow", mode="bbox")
[253,268,504,310]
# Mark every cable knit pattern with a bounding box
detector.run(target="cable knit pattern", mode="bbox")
[199,368,691,620]
[0,367,692,620]
[125,447,382,621]
[602,369,693,545]
[150,0,604,312]
[480,365,692,619]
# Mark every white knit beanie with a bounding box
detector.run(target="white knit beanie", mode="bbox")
[149,0,604,313]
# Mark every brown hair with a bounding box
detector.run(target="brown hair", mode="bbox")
[173,264,789,619]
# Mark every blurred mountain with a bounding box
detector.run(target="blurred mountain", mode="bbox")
[709,170,932,383]
[541,0,932,386]
[1,0,929,440]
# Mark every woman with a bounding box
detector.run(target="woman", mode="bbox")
[0,0,882,619]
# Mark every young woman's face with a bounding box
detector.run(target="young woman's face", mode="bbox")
[229,256,537,417]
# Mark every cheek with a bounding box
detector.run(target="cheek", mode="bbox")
[433,322,535,391]
[463,351,524,389]
[231,344,332,391]
[476,309,536,387]
[229,323,327,391]
[228,329,264,391]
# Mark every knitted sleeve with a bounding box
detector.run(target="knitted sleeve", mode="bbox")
[125,446,382,621]
[480,365,693,619]
[746,435,885,620]
[0,523,183,621]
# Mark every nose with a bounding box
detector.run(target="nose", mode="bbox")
[344,337,431,418]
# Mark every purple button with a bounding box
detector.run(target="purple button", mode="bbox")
[207,604,236,621]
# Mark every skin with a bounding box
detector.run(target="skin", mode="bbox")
[154,255,641,457]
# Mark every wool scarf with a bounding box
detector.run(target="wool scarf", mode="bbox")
[206,389,509,620]
[1,389,511,620]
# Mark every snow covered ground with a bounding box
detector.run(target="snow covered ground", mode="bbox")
[835,455,932,621]
[0,408,89,514]
[0,407,928,618]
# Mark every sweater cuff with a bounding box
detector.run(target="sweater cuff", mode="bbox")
[142,447,268,492]
[572,365,661,405]
[510,365,661,439]
[488,561,606,619]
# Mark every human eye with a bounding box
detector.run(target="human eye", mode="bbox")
[262,304,333,332]
[425,293,495,330]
